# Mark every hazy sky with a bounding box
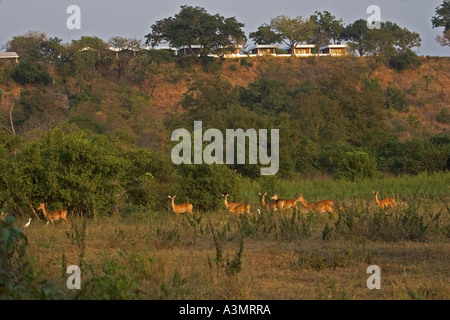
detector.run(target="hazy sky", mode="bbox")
[0,0,448,56]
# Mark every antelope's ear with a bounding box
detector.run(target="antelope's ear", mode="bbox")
[168,195,171,199]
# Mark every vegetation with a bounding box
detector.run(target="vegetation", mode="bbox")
[145,6,246,61]
[0,4,449,300]
[432,0,450,46]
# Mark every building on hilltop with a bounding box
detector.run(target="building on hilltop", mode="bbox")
[0,52,19,64]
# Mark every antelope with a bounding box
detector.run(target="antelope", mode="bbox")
[38,203,71,226]
[222,193,251,215]
[271,194,302,214]
[258,192,278,212]
[168,195,194,215]
[228,202,251,215]
[298,194,334,214]
[373,191,396,209]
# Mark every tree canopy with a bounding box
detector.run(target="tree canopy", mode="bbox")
[432,0,450,46]
[145,5,246,61]
[269,16,317,54]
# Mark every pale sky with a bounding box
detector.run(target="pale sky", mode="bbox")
[0,0,448,56]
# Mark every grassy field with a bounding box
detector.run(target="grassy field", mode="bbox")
[6,172,450,300]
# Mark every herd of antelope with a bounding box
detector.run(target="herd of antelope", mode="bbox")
[167,191,396,216]
[0,191,397,226]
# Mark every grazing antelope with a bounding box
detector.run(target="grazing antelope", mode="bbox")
[373,191,396,209]
[298,194,334,214]
[258,192,278,212]
[168,195,194,215]
[38,203,71,226]
[271,194,302,214]
[222,193,250,215]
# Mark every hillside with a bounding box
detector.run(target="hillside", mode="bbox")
[0,55,449,185]
[1,56,450,141]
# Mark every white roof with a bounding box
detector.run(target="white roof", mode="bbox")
[0,52,19,58]
[320,44,348,50]
[284,44,315,50]
[108,46,140,52]
[248,44,279,51]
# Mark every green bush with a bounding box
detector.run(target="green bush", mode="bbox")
[12,59,51,85]
[436,108,450,124]
[317,142,355,176]
[385,86,408,111]
[389,49,422,72]
[377,138,450,175]
[240,58,253,67]
[177,164,243,211]
[337,151,379,181]
[1,127,180,217]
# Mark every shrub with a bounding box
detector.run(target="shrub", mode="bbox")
[12,59,51,85]
[337,151,379,181]
[317,142,355,176]
[240,58,253,67]
[385,86,408,111]
[177,164,243,211]
[389,49,422,72]
[377,139,449,175]
[436,108,450,124]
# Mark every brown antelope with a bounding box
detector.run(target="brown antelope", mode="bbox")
[38,203,71,225]
[168,195,194,215]
[222,193,251,215]
[298,194,334,214]
[228,202,251,215]
[271,194,302,213]
[373,191,396,209]
[258,192,278,212]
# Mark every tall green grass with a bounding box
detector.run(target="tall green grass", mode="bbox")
[244,172,450,205]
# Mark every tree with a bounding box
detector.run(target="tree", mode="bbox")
[269,16,317,55]
[432,0,450,46]
[69,36,113,87]
[6,31,47,61]
[310,11,344,54]
[363,22,421,75]
[391,24,421,53]
[40,37,64,84]
[145,6,246,62]
[108,37,141,80]
[249,24,281,45]
[342,19,370,56]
